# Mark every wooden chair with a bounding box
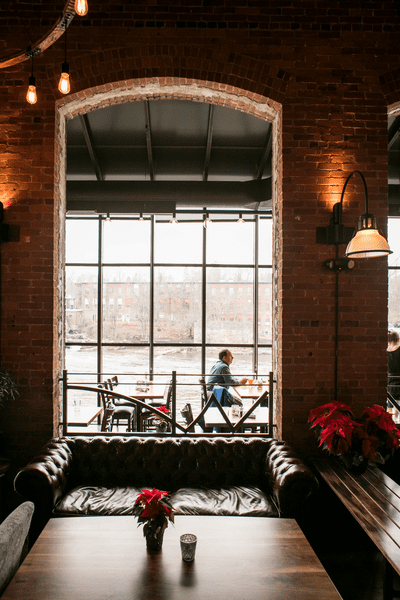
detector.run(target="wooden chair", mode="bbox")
[180,402,195,432]
[0,501,35,596]
[99,382,135,432]
[140,381,173,432]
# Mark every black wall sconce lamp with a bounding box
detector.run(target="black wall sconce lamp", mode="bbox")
[0,202,20,244]
[316,171,391,401]
[316,170,392,260]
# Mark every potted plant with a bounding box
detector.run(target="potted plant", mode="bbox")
[0,366,19,409]
[308,401,400,472]
[133,488,175,552]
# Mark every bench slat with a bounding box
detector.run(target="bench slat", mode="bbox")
[314,456,400,576]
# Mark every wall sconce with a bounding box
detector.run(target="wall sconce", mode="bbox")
[0,202,20,243]
[316,170,392,258]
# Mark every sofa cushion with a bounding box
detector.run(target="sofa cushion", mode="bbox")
[171,486,278,517]
[53,484,277,518]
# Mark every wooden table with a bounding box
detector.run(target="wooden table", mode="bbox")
[67,406,103,427]
[237,385,266,399]
[204,405,269,431]
[2,516,342,600]
[128,384,164,401]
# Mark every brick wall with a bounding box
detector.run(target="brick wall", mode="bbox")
[1,1,399,464]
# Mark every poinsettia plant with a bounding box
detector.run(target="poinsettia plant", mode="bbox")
[133,488,174,525]
[133,488,175,550]
[308,401,400,466]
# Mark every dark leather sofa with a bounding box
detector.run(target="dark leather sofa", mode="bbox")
[14,436,318,544]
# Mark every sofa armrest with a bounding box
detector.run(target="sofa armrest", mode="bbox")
[14,439,73,544]
[265,440,318,520]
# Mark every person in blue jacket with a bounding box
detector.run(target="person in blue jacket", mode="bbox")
[207,349,247,391]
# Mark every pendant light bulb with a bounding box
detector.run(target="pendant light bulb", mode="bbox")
[75,0,89,16]
[58,63,70,94]
[26,75,37,104]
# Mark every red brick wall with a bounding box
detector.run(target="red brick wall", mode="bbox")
[1,1,400,464]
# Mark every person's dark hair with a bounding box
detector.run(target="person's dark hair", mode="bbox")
[219,349,229,361]
[388,331,400,344]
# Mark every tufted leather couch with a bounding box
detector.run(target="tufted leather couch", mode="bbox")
[14,436,318,544]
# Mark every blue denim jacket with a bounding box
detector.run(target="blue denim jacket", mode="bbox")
[207,360,240,390]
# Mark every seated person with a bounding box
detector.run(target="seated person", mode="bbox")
[207,349,247,409]
[388,330,400,406]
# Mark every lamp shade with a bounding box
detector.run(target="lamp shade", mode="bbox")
[344,213,392,258]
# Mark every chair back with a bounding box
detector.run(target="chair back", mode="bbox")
[111,375,119,387]
[199,377,208,407]
[98,383,115,432]
[0,501,35,596]
[181,403,195,432]
[163,381,173,409]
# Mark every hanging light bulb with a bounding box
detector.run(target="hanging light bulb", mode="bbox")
[139,213,144,221]
[105,213,111,222]
[237,213,245,224]
[58,27,70,95]
[169,212,178,225]
[203,212,212,229]
[26,75,37,104]
[75,0,89,16]
[26,49,37,105]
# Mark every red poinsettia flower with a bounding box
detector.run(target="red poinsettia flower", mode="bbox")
[308,402,352,429]
[134,488,175,523]
[157,406,170,415]
[319,414,355,454]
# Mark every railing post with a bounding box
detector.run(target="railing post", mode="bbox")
[171,370,177,435]
[62,369,68,436]
[268,371,274,437]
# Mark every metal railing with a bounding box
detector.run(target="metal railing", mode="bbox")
[61,370,275,437]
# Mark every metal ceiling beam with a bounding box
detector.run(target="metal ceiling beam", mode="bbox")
[202,105,215,182]
[388,116,400,150]
[256,126,272,180]
[144,101,154,181]
[79,115,104,181]
[66,178,272,210]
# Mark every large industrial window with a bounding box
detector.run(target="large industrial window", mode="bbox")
[388,218,400,330]
[65,212,273,394]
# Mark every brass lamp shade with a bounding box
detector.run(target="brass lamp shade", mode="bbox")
[344,213,392,258]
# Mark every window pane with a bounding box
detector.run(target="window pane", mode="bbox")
[258,218,273,265]
[206,268,253,344]
[257,348,273,379]
[102,267,150,343]
[103,219,150,263]
[102,347,149,385]
[389,270,400,329]
[206,221,254,264]
[65,347,99,415]
[66,266,98,343]
[258,268,272,344]
[154,267,202,342]
[153,347,202,414]
[388,219,400,267]
[66,219,98,263]
[154,221,202,264]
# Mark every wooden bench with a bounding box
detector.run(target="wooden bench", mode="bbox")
[314,455,400,600]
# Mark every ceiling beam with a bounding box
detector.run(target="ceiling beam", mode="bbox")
[79,115,104,181]
[66,179,272,210]
[256,126,272,180]
[388,116,400,151]
[144,101,154,181]
[203,104,215,182]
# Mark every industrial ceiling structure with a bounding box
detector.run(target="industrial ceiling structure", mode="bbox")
[66,99,273,214]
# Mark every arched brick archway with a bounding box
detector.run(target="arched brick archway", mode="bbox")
[54,78,283,438]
